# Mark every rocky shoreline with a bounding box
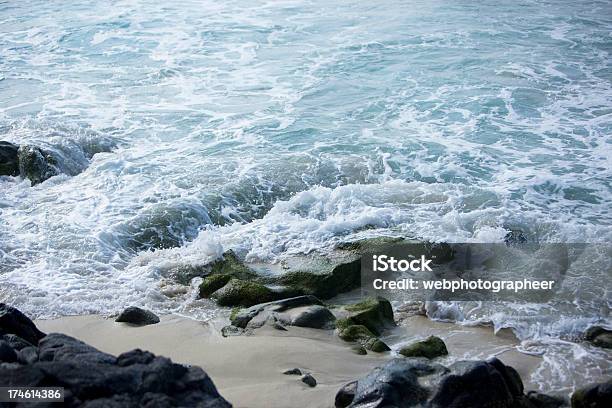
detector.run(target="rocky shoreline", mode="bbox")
[2,296,611,407]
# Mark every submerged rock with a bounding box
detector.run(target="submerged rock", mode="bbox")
[335,357,532,408]
[584,326,612,349]
[115,306,160,326]
[18,145,60,185]
[0,305,232,407]
[571,380,612,408]
[398,336,448,359]
[0,141,19,176]
[504,229,528,246]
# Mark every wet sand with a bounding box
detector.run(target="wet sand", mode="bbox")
[36,315,542,408]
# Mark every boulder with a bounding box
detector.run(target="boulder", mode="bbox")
[0,305,232,407]
[290,305,336,329]
[571,380,612,408]
[339,297,395,336]
[584,326,612,349]
[0,303,46,345]
[335,357,533,408]
[398,336,448,359]
[230,295,324,329]
[0,141,19,176]
[211,279,279,307]
[0,334,232,407]
[18,145,60,185]
[526,391,566,408]
[200,274,233,298]
[115,307,160,326]
[335,322,390,353]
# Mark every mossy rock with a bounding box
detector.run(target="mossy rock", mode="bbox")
[337,324,375,342]
[211,279,276,307]
[199,274,233,298]
[364,337,391,353]
[273,258,361,299]
[210,250,257,280]
[342,297,395,336]
[399,336,448,359]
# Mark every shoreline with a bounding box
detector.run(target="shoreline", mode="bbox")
[36,313,544,408]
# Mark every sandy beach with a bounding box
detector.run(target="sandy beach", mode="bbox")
[36,314,543,408]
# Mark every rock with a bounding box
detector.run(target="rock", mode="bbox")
[399,336,448,359]
[335,381,357,407]
[340,297,395,336]
[115,307,160,326]
[230,295,324,329]
[526,391,566,408]
[352,346,367,355]
[363,338,390,353]
[210,250,258,280]
[584,326,612,349]
[336,238,455,265]
[335,357,533,408]
[1,334,34,350]
[0,333,232,407]
[0,340,18,363]
[0,141,19,176]
[200,274,233,298]
[283,368,302,375]
[337,324,375,342]
[301,374,317,387]
[571,380,612,408]
[0,303,46,345]
[18,145,60,185]
[504,230,528,245]
[211,279,278,307]
[17,346,38,365]
[290,305,336,329]
[220,325,249,337]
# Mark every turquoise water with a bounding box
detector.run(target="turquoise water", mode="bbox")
[0,0,611,393]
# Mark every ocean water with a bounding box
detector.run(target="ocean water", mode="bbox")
[1,0,611,394]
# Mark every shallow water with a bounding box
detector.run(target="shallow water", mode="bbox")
[1,0,611,394]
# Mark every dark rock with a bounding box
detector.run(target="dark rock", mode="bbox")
[335,381,357,407]
[38,333,116,364]
[18,145,60,185]
[399,336,448,359]
[290,305,336,329]
[0,340,18,363]
[526,391,566,408]
[335,357,532,408]
[283,368,302,375]
[0,303,46,345]
[0,328,232,407]
[571,380,612,408]
[0,141,19,176]
[504,230,528,246]
[1,333,34,350]
[230,295,324,329]
[115,307,160,326]
[17,346,39,365]
[584,326,612,349]
[301,373,317,387]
